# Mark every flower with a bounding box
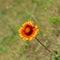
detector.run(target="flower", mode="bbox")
[18,21,38,40]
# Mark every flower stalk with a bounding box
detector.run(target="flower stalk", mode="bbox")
[35,37,52,54]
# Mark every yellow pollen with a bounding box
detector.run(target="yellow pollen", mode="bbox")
[25,27,30,33]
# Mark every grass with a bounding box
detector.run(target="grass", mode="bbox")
[0,0,60,60]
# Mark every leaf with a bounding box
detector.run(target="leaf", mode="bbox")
[54,51,60,60]
[49,17,60,24]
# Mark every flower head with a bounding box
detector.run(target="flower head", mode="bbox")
[18,21,38,40]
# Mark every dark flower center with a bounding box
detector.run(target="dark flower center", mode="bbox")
[24,26,33,36]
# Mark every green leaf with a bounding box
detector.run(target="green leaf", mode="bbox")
[54,51,60,60]
[49,17,60,24]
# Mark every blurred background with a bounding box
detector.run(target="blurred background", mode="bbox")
[0,0,60,60]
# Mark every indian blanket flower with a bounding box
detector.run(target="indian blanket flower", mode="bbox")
[18,21,38,40]
[18,21,52,53]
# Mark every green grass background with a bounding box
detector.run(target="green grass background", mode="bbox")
[0,0,60,60]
